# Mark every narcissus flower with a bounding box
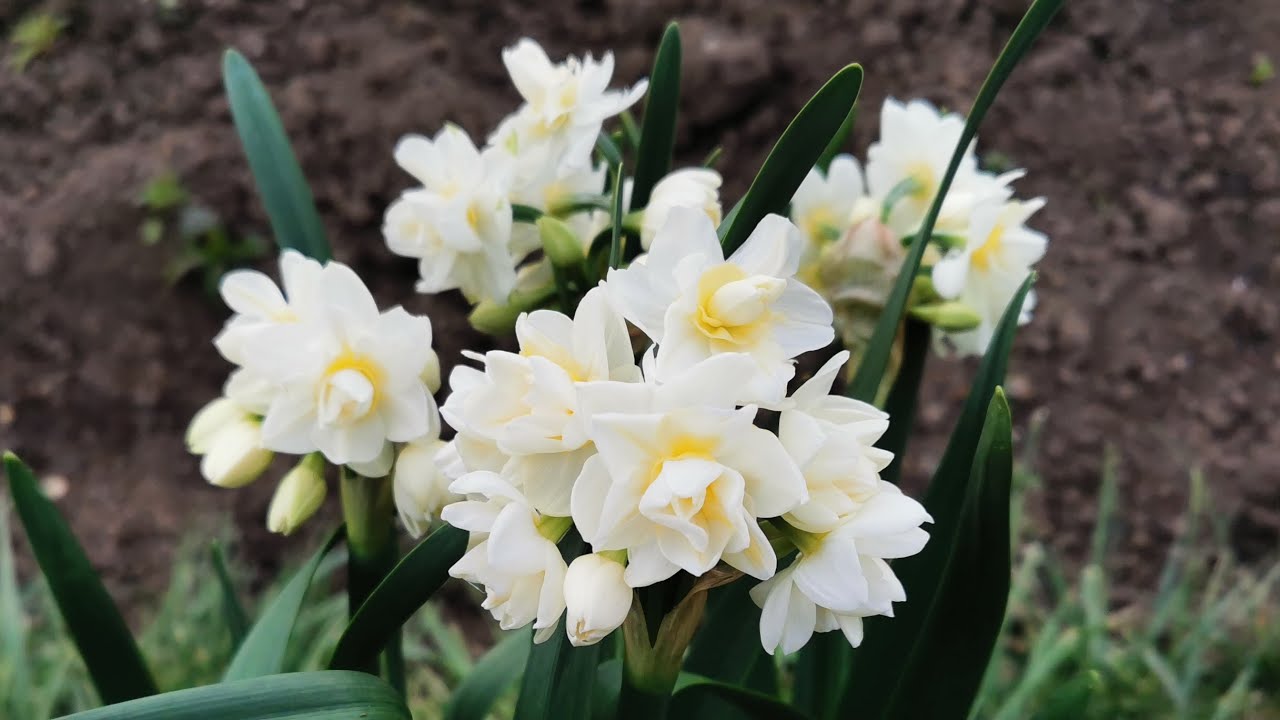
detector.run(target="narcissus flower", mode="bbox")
[604,208,834,405]
[385,125,518,302]
[752,485,931,654]
[186,396,273,488]
[791,155,865,255]
[640,168,723,251]
[444,471,569,642]
[564,553,633,647]
[231,259,440,466]
[392,438,459,538]
[931,197,1048,356]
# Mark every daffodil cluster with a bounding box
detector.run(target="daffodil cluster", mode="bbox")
[790,98,1048,358]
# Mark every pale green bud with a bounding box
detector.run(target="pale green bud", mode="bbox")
[267,454,327,535]
[536,215,585,269]
[909,301,983,331]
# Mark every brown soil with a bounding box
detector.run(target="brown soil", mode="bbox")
[1,0,1277,613]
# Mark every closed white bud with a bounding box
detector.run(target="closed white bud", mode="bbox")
[186,397,244,454]
[393,438,457,538]
[640,168,723,250]
[564,553,633,647]
[267,454,327,535]
[423,348,442,395]
[198,414,273,489]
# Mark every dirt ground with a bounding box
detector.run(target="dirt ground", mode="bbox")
[1,0,1277,614]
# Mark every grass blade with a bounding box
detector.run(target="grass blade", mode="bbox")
[210,542,249,650]
[629,23,681,210]
[718,64,864,253]
[55,670,409,720]
[876,319,931,483]
[328,524,468,674]
[223,528,344,681]
[847,0,1063,400]
[223,49,330,261]
[444,628,532,720]
[609,164,626,269]
[3,452,157,704]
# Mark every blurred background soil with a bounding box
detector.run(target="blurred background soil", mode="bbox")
[0,0,1277,616]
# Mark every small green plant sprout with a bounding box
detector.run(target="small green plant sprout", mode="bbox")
[982,149,1017,174]
[1249,52,1275,86]
[7,11,66,72]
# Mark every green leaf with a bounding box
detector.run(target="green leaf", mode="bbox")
[222,49,330,261]
[674,581,771,720]
[815,104,856,173]
[3,452,157,704]
[672,673,809,720]
[879,388,1014,718]
[791,633,848,720]
[609,164,626,269]
[840,276,1033,718]
[444,628,532,720]
[629,23,682,211]
[513,204,545,224]
[847,0,1063,400]
[718,64,863,254]
[514,532,599,720]
[328,524,468,673]
[55,671,410,720]
[596,132,623,169]
[224,528,344,681]
[877,319,931,484]
[210,541,249,650]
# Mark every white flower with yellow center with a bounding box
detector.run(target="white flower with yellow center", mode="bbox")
[752,486,932,655]
[865,98,1020,237]
[493,38,647,169]
[235,260,439,466]
[570,357,808,587]
[791,154,865,256]
[604,208,834,406]
[778,351,895,533]
[439,288,640,515]
[931,197,1048,356]
[640,168,723,251]
[385,124,518,302]
[443,471,569,642]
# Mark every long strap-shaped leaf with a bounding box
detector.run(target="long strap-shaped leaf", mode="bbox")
[671,673,809,720]
[671,581,773,720]
[223,49,331,261]
[210,541,250,650]
[879,388,1014,718]
[718,64,863,253]
[876,319,931,484]
[628,23,681,211]
[839,275,1033,718]
[223,527,345,681]
[328,524,468,673]
[55,671,410,720]
[3,452,158,704]
[846,0,1063,400]
[444,628,532,720]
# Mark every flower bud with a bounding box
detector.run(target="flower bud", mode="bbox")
[199,416,273,488]
[267,454,327,535]
[909,301,983,331]
[536,215,585,269]
[392,438,457,538]
[186,397,242,454]
[422,348,442,395]
[564,553,633,647]
[640,168,723,250]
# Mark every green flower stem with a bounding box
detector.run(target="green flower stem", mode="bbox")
[618,586,710,720]
[339,466,400,685]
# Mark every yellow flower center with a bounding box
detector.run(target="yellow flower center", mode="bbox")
[970,224,1006,271]
[317,351,384,426]
[692,263,785,348]
[905,162,936,199]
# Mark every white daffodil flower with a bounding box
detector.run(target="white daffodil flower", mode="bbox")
[931,197,1048,356]
[392,437,459,538]
[564,553,633,647]
[752,486,932,655]
[443,471,569,642]
[570,364,808,587]
[778,351,895,533]
[385,125,518,302]
[492,38,647,170]
[640,168,723,251]
[266,454,327,535]
[186,396,273,488]
[214,250,323,367]
[233,259,440,466]
[604,208,834,406]
[440,288,639,515]
[865,98,1020,237]
[791,154,865,254]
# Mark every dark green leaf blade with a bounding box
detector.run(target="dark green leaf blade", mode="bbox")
[672,673,809,720]
[55,671,410,720]
[224,528,344,681]
[840,275,1033,718]
[877,319,931,484]
[609,163,626,269]
[630,22,682,210]
[444,628,532,720]
[3,452,157,704]
[328,524,468,673]
[847,0,1063,401]
[791,633,848,720]
[222,49,330,261]
[881,388,1014,718]
[815,104,857,173]
[719,64,863,253]
[211,541,250,650]
[673,581,772,720]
